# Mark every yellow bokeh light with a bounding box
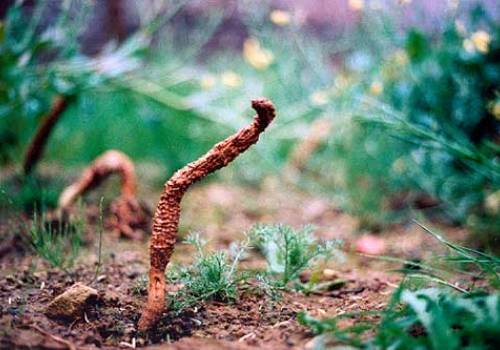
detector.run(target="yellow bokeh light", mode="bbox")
[243,38,274,70]
[471,30,490,53]
[369,81,384,96]
[349,0,364,11]
[270,10,291,26]
[221,71,242,88]
[200,74,216,90]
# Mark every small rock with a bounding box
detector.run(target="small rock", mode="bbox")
[322,269,337,279]
[310,279,347,293]
[45,282,98,320]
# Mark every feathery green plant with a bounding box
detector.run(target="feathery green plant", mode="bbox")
[164,224,343,313]
[29,208,84,271]
[249,224,343,287]
[167,232,249,313]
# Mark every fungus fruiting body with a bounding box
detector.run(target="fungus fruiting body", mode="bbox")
[58,150,150,239]
[138,98,276,330]
[23,95,70,176]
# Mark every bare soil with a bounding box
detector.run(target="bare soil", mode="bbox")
[0,177,468,349]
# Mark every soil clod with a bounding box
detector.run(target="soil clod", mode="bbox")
[45,282,99,321]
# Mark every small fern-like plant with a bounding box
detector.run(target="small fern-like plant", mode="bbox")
[167,233,249,312]
[164,225,343,313]
[249,224,343,287]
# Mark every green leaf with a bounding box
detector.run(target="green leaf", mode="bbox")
[405,30,429,62]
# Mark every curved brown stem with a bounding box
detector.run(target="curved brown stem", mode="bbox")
[58,150,136,210]
[138,98,276,330]
[23,95,70,176]
[58,150,149,239]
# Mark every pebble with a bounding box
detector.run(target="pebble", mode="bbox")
[45,282,98,320]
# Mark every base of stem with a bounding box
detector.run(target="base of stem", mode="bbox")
[138,267,165,331]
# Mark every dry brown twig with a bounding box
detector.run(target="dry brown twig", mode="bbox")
[138,98,277,330]
[58,150,151,240]
[23,95,70,176]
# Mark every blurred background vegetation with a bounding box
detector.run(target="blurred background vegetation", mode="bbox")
[0,0,499,248]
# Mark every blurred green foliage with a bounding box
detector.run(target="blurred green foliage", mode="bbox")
[0,0,83,162]
[299,288,500,350]
[298,223,500,349]
[292,4,499,234]
[356,5,499,239]
[372,13,499,216]
[0,1,498,244]
[0,0,147,164]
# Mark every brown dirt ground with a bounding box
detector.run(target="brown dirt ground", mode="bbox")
[0,175,469,350]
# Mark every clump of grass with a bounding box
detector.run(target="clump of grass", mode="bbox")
[415,220,500,289]
[167,233,249,313]
[29,209,84,271]
[299,222,500,349]
[299,287,500,350]
[358,220,500,293]
[249,224,343,287]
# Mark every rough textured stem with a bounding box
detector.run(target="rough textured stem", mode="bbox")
[138,98,276,330]
[23,95,70,176]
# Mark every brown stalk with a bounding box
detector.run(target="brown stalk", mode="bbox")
[23,95,70,176]
[58,150,150,240]
[138,98,276,330]
[58,150,136,209]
